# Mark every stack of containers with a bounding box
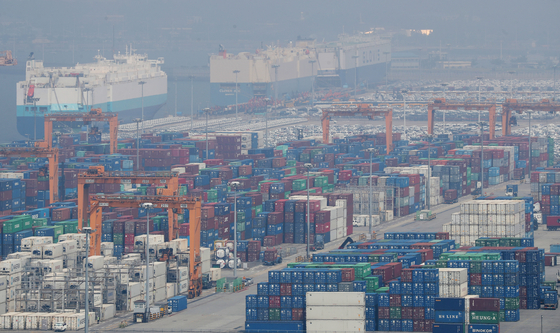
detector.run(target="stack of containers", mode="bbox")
[443,200,525,246]
[530,170,560,227]
[397,268,440,332]
[469,298,502,328]
[433,298,466,333]
[438,268,468,298]
[431,165,462,202]
[474,196,536,237]
[306,292,365,333]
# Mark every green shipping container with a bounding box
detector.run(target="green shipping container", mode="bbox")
[113,233,124,245]
[389,307,401,319]
[504,297,519,310]
[269,308,280,321]
[365,276,379,292]
[470,311,500,324]
[3,220,22,234]
[33,218,49,227]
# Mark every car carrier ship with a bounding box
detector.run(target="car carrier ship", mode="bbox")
[209,32,391,107]
[16,47,167,138]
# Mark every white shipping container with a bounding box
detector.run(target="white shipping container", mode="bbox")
[21,236,53,251]
[177,280,189,294]
[85,255,104,270]
[0,259,23,274]
[0,276,7,291]
[166,283,177,299]
[42,244,64,259]
[170,239,189,253]
[26,312,40,329]
[101,304,116,321]
[155,287,166,302]
[155,275,166,289]
[202,260,211,274]
[128,282,142,298]
[7,273,22,288]
[60,240,78,254]
[306,306,365,320]
[0,312,16,329]
[94,293,103,307]
[209,267,221,281]
[153,262,167,276]
[200,247,211,262]
[13,312,27,330]
[37,313,54,330]
[306,292,365,306]
[306,319,365,332]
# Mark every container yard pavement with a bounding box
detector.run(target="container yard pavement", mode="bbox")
[81,178,558,333]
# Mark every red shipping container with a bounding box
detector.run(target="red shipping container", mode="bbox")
[401,269,413,283]
[469,273,482,286]
[280,283,292,296]
[263,236,276,247]
[284,212,294,223]
[423,320,434,332]
[179,223,190,236]
[52,207,71,221]
[412,307,425,320]
[269,296,281,308]
[237,252,247,262]
[124,233,135,245]
[248,240,261,253]
[274,199,287,212]
[469,298,500,311]
[283,233,294,243]
[401,307,413,319]
[378,307,390,319]
[292,308,304,321]
[340,268,355,282]
[413,320,425,332]
[315,222,330,234]
[389,294,401,307]
[519,297,527,309]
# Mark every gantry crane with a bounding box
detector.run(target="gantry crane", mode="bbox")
[0,145,59,203]
[44,108,118,154]
[89,193,203,298]
[501,99,560,136]
[428,98,498,139]
[77,166,180,255]
[321,104,394,152]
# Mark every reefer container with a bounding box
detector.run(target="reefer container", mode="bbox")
[306,292,365,306]
[306,306,365,320]
[306,319,365,332]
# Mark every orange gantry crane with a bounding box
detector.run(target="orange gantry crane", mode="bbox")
[321,104,394,152]
[501,99,560,136]
[428,98,498,139]
[89,193,203,298]
[77,166,180,255]
[0,145,59,203]
[44,108,118,153]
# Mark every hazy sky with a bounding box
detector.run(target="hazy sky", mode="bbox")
[1,0,559,64]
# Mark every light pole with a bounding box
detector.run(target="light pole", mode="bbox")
[142,202,153,322]
[133,118,142,171]
[233,70,240,121]
[79,226,95,333]
[426,135,433,210]
[402,90,408,140]
[174,78,177,117]
[309,60,316,106]
[441,83,448,132]
[138,81,146,133]
[480,121,485,195]
[265,106,270,148]
[477,77,483,122]
[366,148,376,236]
[528,111,532,181]
[190,75,194,130]
[204,108,210,160]
[304,163,313,259]
[353,55,359,97]
[554,65,558,101]
[272,64,280,104]
[508,71,516,99]
[229,181,240,277]
[383,51,390,87]
[30,97,40,141]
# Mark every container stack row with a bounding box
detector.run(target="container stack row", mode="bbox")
[443,200,527,246]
